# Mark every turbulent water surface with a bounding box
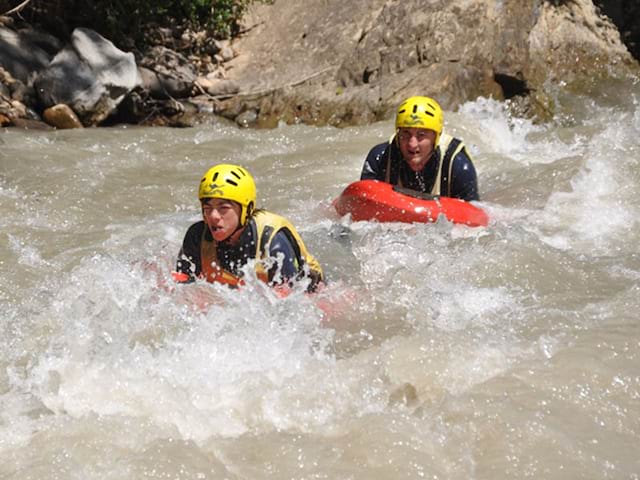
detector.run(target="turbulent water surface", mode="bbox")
[1,79,640,479]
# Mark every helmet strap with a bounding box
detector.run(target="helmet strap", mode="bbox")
[244,201,254,224]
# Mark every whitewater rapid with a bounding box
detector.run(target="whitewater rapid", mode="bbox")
[1,79,639,478]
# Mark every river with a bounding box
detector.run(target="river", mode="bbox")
[1,78,639,479]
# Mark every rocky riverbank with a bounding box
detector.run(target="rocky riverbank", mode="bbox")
[1,0,638,130]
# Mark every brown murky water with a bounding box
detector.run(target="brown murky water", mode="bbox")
[1,83,639,478]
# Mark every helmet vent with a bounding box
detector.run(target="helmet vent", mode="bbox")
[199,164,256,203]
[395,96,442,137]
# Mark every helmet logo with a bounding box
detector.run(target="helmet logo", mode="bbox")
[205,182,225,196]
[406,114,425,126]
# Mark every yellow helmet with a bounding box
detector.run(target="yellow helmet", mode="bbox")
[395,96,444,147]
[198,164,256,225]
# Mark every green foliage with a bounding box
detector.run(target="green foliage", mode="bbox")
[209,0,247,38]
[20,0,268,48]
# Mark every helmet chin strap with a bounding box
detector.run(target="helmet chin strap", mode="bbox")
[219,227,242,244]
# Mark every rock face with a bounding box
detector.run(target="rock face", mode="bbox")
[595,0,640,60]
[1,0,638,129]
[217,0,639,127]
[33,28,141,126]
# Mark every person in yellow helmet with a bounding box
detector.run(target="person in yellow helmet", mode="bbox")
[361,96,479,201]
[175,164,323,292]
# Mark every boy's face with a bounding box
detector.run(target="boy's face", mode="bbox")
[201,198,242,242]
[397,127,437,172]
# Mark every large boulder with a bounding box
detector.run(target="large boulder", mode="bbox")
[33,28,141,126]
[217,0,639,127]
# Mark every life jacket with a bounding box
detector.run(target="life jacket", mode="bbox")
[384,133,464,196]
[200,210,323,288]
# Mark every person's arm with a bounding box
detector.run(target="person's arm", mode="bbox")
[360,143,389,181]
[266,230,300,285]
[175,222,204,282]
[267,230,324,293]
[450,147,480,201]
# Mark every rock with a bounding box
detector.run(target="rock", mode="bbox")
[33,27,141,126]
[139,46,196,98]
[593,0,640,61]
[167,100,199,127]
[43,104,83,129]
[195,76,239,97]
[9,99,26,117]
[138,66,165,99]
[146,26,176,49]
[12,27,62,56]
[0,65,34,104]
[10,117,52,129]
[1,92,50,129]
[216,40,236,62]
[204,38,221,57]
[235,109,258,128]
[0,26,53,83]
[220,0,639,127]
[0,15,14,27]
[1,89,18,124]
[0,66,15,84]
[110,89,148,125]
[8,78,31,103]
[4,0,639,130]
[529,0,632,84]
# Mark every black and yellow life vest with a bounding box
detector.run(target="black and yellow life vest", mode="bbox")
[385,133,465,196]
[200,210,323,288]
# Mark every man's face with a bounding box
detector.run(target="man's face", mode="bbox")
[397,128,437,172]
[201,198,242,242]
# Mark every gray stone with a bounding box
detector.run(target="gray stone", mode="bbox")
[139,46,196,98]
[196,76,240,97]
[0,26,52,83]
[138,66,165,99]
[33,28,141,126]
[235,109,258,128]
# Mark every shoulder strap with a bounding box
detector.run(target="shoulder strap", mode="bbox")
[440,138,461,197]
[259,225,274,258]
[385,139,403,186]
